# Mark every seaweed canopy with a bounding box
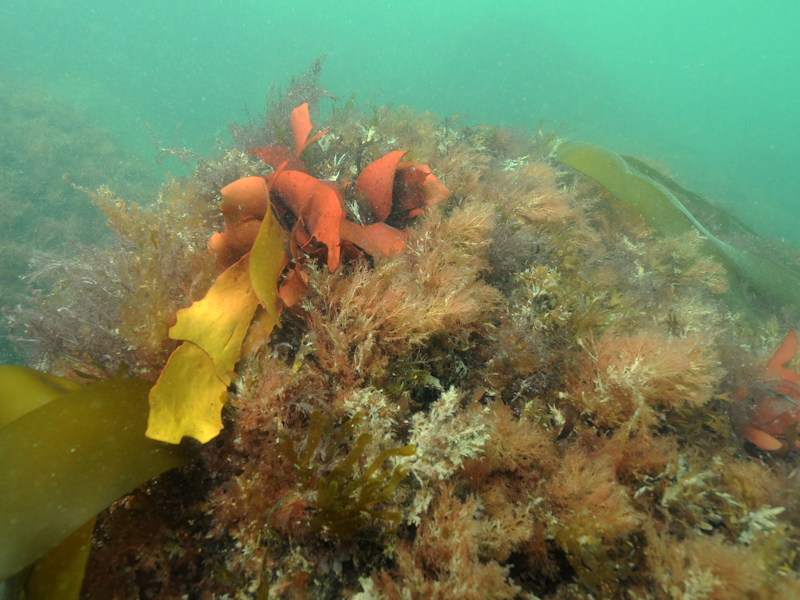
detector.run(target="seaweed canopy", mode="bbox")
[146,102,455,445]
[11,62,800,598]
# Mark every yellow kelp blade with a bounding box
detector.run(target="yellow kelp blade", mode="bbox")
[168,254,259,382]
[148,203,288,444]
[0,376,185,580]
[24,517,96,600]
[1,367,90,599]
[147,253,260,444]
[0,365,81,427]
[249,197,286,323]
[146,342,229,444]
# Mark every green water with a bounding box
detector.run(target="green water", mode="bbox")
[1,0,798,364]
[2,0,797,237]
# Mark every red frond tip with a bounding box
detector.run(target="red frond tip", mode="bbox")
[766,330,800,398]
[291,102,328,156]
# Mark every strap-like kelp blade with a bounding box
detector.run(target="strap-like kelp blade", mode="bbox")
[0,366,80,427]
[557,141,694,238]
[621,154,759,240]
[0,374,186,580]
[24,517,96,600]
[557,142,800,310]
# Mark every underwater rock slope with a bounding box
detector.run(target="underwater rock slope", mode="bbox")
[5,84,800,599]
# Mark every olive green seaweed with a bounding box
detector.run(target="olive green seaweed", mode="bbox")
[557,142,800,309]
[281,411,415,539]
[0,366,81,427]
[23,518,96,600]
[0,367,187,581]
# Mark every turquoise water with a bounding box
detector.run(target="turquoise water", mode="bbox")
[1,0,798,239]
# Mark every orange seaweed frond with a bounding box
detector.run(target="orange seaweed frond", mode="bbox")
[339,219,408,259]
[290,102,328,156]
[765,329,800,398]
[354,149,408,221]
[209,176,269,270]
[394,161,451,218]
[741,329,800,451]
[269,169,342,272]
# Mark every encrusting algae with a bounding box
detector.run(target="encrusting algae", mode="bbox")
[4,62,800,599]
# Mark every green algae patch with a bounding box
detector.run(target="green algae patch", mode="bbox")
[279,411,416,540]
[557,141,800,310]
[0,373,186,580]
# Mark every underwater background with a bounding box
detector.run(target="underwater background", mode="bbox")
[2,0,799,234]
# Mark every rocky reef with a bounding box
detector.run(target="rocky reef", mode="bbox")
[4,63,800,599]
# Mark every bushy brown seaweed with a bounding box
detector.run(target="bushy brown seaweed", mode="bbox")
[7,180,217,380]
[0,76,160,363]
